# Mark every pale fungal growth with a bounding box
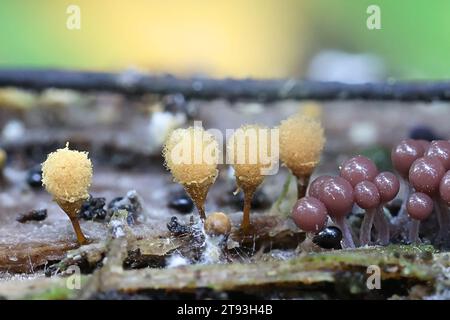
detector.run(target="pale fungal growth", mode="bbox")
[204,212,232,236]
[228,124,272,231]
[279,113,325,199]
[163,126,219,220]
[41,143,92,245]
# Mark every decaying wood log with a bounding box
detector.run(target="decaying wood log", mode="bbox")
[110,245,438,293]
[0,215,304,274]
[0,245,443,299]
[0,242,79,274]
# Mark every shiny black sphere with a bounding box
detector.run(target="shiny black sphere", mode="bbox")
[312,226,342,249]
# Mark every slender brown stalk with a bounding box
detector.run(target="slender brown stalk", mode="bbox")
[57,199,88,245]
[70,217,88,245]
[184,181,211,222]
[241,190,255,232]
[196,202,206,221]
[296,175,310,199]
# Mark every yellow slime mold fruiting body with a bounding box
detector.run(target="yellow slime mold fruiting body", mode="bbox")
[42,143,92,245]
[279,114,325,199]
[228,124,271,232]
[163,127,219,220]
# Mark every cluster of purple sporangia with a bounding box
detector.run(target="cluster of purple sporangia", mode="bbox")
[291,139,450,249]
[392,139,450,244]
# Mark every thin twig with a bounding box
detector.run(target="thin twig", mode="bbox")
[1,69,450,102]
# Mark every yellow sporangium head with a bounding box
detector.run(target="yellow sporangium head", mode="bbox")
[227,124,275,190]
[163,126,219,186]
[41,143,93,203]
[163,126,219,220]
[227,124,275,231]
[279,113,325,177]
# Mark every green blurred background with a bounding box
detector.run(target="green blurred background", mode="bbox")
[0,0,448,79]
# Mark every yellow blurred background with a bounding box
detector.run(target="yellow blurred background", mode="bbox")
[0,0,306,77]
[1,0,450,79]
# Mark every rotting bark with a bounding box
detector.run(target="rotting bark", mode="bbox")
[0,242,79,274]
[78,210,131,299]
[0,245,444,300]
[0,215,303,274]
